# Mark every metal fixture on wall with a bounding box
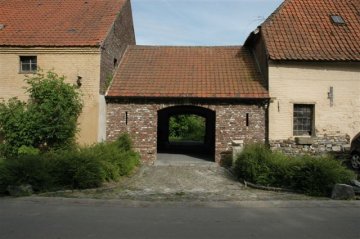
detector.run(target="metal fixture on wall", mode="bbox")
[328,86,334,107]
[77,76,82,87]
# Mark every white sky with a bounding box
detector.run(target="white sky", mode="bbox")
[131,0,283,46]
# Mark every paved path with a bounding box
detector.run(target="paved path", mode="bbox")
[155,153,214,166]
[44,153,313,201]
[1,197,360,239]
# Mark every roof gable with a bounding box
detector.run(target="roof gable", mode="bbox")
[107,46,269,99]
[0,0,127,47]
[261,0,360,61]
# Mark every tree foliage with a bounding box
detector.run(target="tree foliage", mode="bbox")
[169,114,205,142]
[0,70,83,156]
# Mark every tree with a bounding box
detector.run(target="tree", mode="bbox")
[169,114,205,142]
[0,70,83,156]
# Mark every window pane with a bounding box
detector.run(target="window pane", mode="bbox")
[21,63,30,72]
[293,104,314,136]
[30,62,37,71]
[20,56,37,72]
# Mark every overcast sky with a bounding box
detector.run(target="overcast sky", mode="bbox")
[131,0,283,46]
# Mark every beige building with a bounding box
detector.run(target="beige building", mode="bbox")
[245,0,360,153]
[0,0,135,145]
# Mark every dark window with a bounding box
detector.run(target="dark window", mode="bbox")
[331,15,345,24]
[20,56,37,73]
[293,104,314,136]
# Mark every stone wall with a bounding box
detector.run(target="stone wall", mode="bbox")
[270,134,350,156]
[100,0,136,94]
[106,99,267,164]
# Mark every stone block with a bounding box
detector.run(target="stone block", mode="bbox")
[331,184,355,200]
[7,184,33,197]
[295,137,314,145]
[342,144,351,151]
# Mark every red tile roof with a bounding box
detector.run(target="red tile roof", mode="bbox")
[261,0,360,61]
[107,46,269,99]
[0,0,127,47]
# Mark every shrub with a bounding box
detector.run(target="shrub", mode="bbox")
[0,70,83,157]
[115,133,133,152]
[233,144,273,185]
[77,135,140,180]
[48,150,105,190]
[0,157,7,194]
[290,155,356,196]
[0,155,51,193]
[18,146,40,156]
[0,134,140,194]
[234,144,356,196]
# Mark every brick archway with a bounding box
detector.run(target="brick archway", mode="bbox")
[157,105,216,160]
[107,99,267,164]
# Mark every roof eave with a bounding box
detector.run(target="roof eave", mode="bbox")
[105,95,270,101]
[268,58,360,63]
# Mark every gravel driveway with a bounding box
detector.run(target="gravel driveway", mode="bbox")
[43,153,315,201]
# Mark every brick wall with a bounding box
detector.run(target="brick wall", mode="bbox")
[100,0,136,94]
[106,99,266,164]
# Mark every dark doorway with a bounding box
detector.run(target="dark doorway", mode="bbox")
[157,105,216,161]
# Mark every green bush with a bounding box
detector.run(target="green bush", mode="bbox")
[0,155,51,193]
[18,146,40,156]
[0,134,140,194]
[0,70,82,157]
[0,157,8,194]
[115,133,133,151]
[48,150,105,189]
[78,135,140,180]
[290,155,356,196]
[234,144,356,196]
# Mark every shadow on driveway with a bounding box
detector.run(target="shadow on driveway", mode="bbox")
[155,153,214,166]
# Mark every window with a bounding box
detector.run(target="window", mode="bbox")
[20,56,37,73]
[293,104,314,136]
[330,15,345,25]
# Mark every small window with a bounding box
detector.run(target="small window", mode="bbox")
[293,104,314,136]
[330,15,345,25]
[20,56,37,73]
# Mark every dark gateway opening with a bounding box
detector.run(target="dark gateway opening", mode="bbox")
[157,105,216,161]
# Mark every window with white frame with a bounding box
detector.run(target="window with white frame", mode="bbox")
[20,56,37,73]
[293,104,314,136]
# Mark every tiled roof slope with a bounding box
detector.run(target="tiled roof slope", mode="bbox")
[0,0,126,47]
[107,46,269,99]
[262,0,360,61]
